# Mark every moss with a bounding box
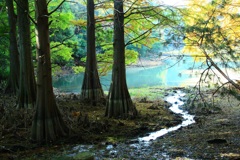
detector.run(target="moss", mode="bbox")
[73,151,94,160]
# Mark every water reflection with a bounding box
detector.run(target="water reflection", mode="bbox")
[53,57,200,93]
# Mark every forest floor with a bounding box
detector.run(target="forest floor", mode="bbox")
[152,88,240,159]
[0,87,182,160]
[0,86,240,159]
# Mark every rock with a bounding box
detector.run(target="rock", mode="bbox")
[70,93,78,100]
[109,150,118,157]
[164,93,169,96]
[207,139,227,144]
[125,139,139,144]
[164,101,172,108]
[106,144,114,150]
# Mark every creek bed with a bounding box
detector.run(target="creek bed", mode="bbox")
[66,90,195,159]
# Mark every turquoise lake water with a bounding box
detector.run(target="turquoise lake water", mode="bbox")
[53,56,205,93]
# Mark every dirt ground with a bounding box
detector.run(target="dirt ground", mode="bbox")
[152,89,240,159]
[0,87,181,159]
[0,87,240,159]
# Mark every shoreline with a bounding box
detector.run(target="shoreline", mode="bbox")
[128,58,164,68]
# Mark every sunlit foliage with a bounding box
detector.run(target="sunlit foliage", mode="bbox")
[183,0,240,64]
[97,48,138,76]
[182,0,240,89]
[48,0,77,74]
[71,0,181,75]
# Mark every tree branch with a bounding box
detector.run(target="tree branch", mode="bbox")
[50,34,74,49]
[13,0,37,25]
[48,0,66,16]
[125,24,157,46]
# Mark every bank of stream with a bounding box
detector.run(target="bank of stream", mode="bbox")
[0,88,191,159]
[65,90,195,159]
[0,87,240,159]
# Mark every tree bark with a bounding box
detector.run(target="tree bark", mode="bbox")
[5,0,20,94]
[17,0,36,108]
[105,0,138,118]
[81,0,104,105]
[31,0,69,143]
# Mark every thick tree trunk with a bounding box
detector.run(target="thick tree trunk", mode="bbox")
[17,0,36,108]
[105,0,138,118]
[81,0,104,105]
[31,0,69,143]
[5,0,20,94]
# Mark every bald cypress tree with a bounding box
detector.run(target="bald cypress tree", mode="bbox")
[17,0,36,108]
[105,0,138,118]
[5,0,20,94]
[81,0,104,105]
[31,0,69,143]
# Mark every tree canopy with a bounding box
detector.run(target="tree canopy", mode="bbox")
[0,0,239,92]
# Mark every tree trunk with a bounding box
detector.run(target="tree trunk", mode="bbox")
[17,0,36,108]
[81,0,104,105]
[5,0,20,94]
[105,0,138,118]
[31,0,69,143]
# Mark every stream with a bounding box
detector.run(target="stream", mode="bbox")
[66,90,195,159]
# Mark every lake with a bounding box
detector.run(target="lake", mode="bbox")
[52,56,239,93]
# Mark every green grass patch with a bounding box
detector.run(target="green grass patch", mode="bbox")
[129,86,167,100]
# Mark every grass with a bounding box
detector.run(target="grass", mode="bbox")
[129,86,167,100]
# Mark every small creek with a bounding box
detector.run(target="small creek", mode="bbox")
[66,90,195,159]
